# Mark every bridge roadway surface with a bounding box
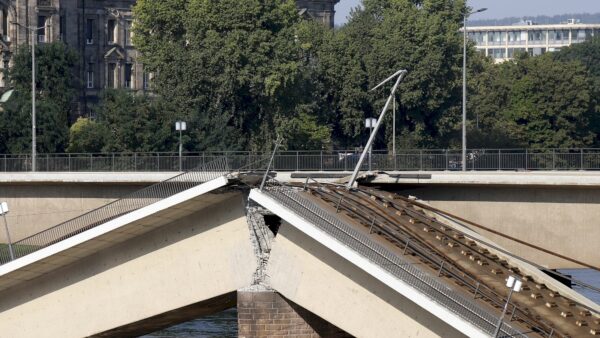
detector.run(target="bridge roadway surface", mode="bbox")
[0,172,598,337]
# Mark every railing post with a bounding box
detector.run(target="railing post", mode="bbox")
[46,154,49,171]
[157,153,160,172]
[89,153,93,171]
[525,149,528,171]
[419,150,423,171]
[581,148,584,170]
[112,153,115,171]
[394,151,397,171]
[68,153,71,172]
[445,149,448,171]
[296,151,299,172]
[552,149,556,170]
[134,153,137,171]
[498,149,501,171]
[3,154,5,172]
[320,150,323,171]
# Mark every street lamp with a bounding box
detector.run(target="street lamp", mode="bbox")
[493,275,522,338]
[0,202,14,261]
[175,121,187,171]
[365,117,377,171]
[462,7,487,171]
[11,21,51,172]
[347,69,408,189]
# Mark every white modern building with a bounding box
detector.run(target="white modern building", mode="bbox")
[465,19,600,62]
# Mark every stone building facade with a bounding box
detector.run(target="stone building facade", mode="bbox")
[0,0,339,113]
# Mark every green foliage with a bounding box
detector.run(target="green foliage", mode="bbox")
[94,90,175,152]
[469,53,594,148]
[133,0,329,151]
[0,42,78,153]
[67,118,110,153]
[319,0,467,149]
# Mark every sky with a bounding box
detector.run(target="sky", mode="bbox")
[334,0,600,25]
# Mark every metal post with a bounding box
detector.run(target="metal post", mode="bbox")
[31,26,36,172]
[445,149,448,171]
[369,126,372,171]
[347,69,407,189]
[493,288,514,338]
[462,14,467,172]
[296,151,299,172]
[1,205,14,261]
[179,129,182,172]
[552,149,556,170]
[474,282,480,299]
[420,150,423,171]
[581,148,584,170]
[403,239,411,255]
[498,149,501,170]
[320,150,323,171]
[393,96,396,157]
[525,149,528,171]
[335,196,344,213]
[260,137,283,191]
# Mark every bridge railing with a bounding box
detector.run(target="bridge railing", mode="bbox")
[0,157,230,265]
[3,148,600,172]
[259,181,546,337]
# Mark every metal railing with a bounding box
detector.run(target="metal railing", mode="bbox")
[3,148,600,172]
[0,157,229,265]
[260,181,535,337]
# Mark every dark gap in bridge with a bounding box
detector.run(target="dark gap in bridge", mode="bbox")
[264,214,282,237]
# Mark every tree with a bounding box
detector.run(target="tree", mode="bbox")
[133,0,332,151]
[0,42,79,153]
[67,117,110,153]
[93,90,174,152]
[469,53,594,148]
[319,0,467,149]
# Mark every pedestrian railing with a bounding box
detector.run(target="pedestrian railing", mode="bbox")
[0,157,230,265]
[2,149,600,172]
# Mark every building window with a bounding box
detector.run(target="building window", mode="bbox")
[87,64,94,89]
[107,19,116,44]
[528,30,545,42]
[124,20,132,46]
[124,63,133,88]
[489,48,506,59]
[143,71,151,90]
[488,31,505,45]
[59,15,66,42]
[468,32,485,45]
[38,16,46,43]
[108,63,117,88]
[2,9,8,40]
[86,19,94,44]
[507,31,522,44]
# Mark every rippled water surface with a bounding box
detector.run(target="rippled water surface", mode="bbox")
[145,270,600,337]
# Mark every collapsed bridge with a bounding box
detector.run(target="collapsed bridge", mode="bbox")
[0,159,598,337]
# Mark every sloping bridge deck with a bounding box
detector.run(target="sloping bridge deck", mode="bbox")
[0,176,230,292]
[252,184,600,338]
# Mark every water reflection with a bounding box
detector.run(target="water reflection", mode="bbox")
[143,308,237,338]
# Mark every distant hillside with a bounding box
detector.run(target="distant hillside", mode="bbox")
[469,12,600,26]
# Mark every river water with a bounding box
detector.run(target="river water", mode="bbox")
[144,269,600,337]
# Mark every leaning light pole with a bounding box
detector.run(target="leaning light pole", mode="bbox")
[347,69,407,189]
[462,7,487,171]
